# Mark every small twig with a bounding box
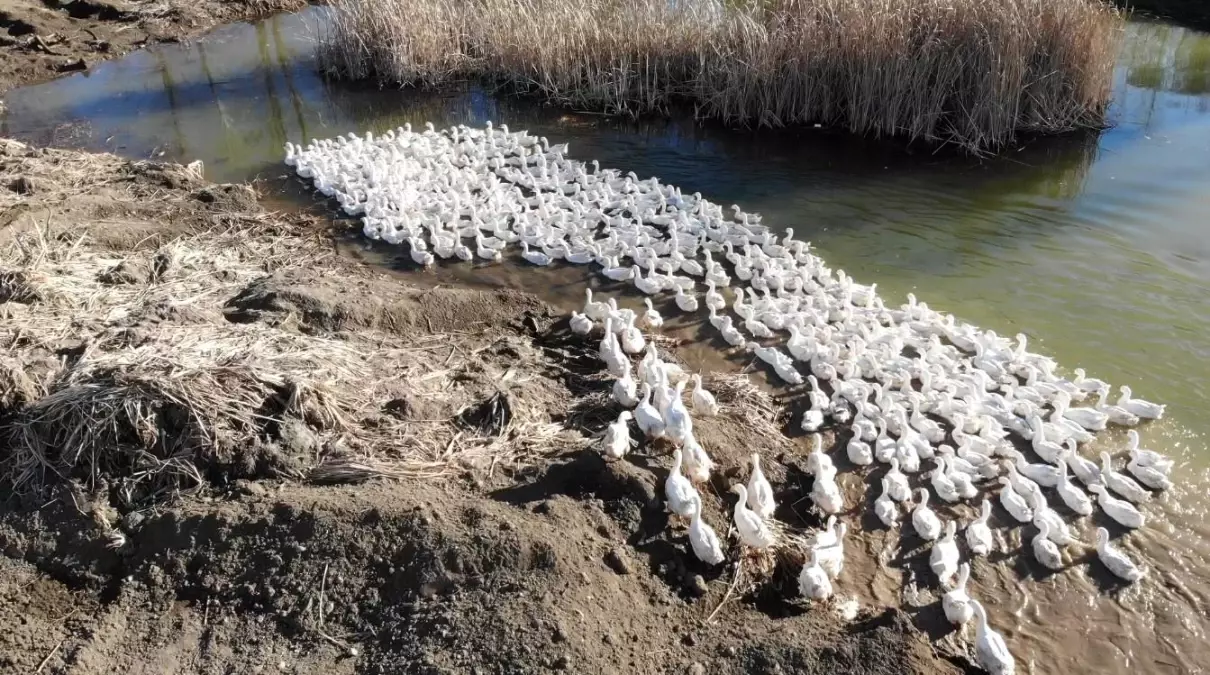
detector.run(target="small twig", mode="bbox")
[318,563,329,629]
[32,36,60,56]
[311,563,358,656]
[705,558,743,624]
[36,637,65,673]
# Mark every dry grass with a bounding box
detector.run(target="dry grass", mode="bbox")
[318,0,1124,151]
[704,372,792,451]
[0,214,587,505]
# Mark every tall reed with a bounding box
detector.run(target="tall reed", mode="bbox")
[319,0,1124,152]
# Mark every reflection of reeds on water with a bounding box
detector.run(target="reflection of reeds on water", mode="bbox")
[1123,23,1210,95]
[318,0,1124,152]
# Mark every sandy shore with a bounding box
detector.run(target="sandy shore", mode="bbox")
[0,140,961,674]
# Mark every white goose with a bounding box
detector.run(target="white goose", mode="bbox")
[798,546,834,601]
[1056,391,1108,431]
[1055,462,1093,516]
[1094,527,1143,582]
[815,523,847,579]
[811,469,845,515]
[942,562,974,626]
[1027,415,1066,464]
[806,433,836,478]
[929,458,961,503]
[1005,449,1060,488]
[520,241,552,266]
[1029,491,1077,547]
[911,489,942,541]
[1062,440,1101,487]
[634,383,666,439]
[665,449,701,519]
[688,498,725,565]
[570,311,594,335]
[971,600,1016,675]
[1126,430,1173,474]
[1095,388,1140,427]
[945,456,979,500]
[690,374,719,416]
[997,477,1033,524]
[731,484,777,549]
[681,433,715,483]
[1100,452,1151,503]
[874,478,899,528]
[1116,386,1165,420]
[847,434,873,466]
[929,521,960,585]
[885,458,911,502]
[641,297,664,329]
[619,315,646,354]
[747,453,777,519]
[704,280,726,312]
[613,366,638,408]
[1127,451,1172,491]
[583,288,609,321]
[1004,463,1043,503]
[599,319,628,376]
[632,265,663,294]
[674,286,699,312]
[1031,521,1064,571]
[1088,484,1146,529]
[407,237,435,267]
[966,500,994,556]
[601,411,633,459]
[663,380,694,445]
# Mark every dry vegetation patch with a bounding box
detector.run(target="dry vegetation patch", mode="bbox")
[320,0,1125,152]
[0,219,595,503]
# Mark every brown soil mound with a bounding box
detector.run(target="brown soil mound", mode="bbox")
[0,139,960,675]
[0,0,309,93]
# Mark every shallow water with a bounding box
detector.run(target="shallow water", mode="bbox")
[3,9,1210,674]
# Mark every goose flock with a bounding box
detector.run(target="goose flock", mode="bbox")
[286,122,1175,674]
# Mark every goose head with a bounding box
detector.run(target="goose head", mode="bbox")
[730,483,749,505]
[1035,519,1051,541]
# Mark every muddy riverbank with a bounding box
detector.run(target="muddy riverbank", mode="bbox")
[0,140,959,674]
[0,0,309,93]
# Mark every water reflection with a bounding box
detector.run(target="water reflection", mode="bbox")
[1116,21,1210,125]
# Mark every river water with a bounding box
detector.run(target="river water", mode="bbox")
[2,9,1209,674]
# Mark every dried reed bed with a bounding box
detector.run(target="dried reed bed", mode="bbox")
[319,0,1123,151]
[0,188,587,504]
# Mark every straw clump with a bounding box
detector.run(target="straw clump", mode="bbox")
[0,220,591,503]
[319,0,1124,152]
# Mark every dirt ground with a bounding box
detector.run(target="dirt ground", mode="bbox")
[0,0,308,93]
[0,140,963,674]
